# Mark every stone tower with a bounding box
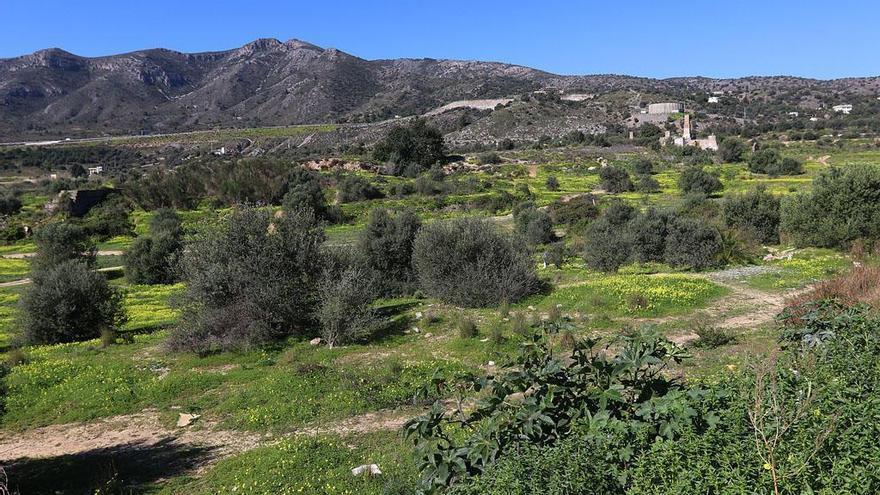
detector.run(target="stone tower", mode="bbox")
[682,114,692,142]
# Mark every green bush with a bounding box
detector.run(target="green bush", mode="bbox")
[722,186,781,244]
[316,262,378,347]
[337,175,384,203]
[0,193,22,216]
[599,166,633,194]
[412,218,539,307]
[19,260,127,345]
[358,208,422,296]
[124,208,183,285]
[30,222,96,274]
[582,203,635,272]
[718,136,747,163]
[748,148,803,176]
[514,204,555,245]
[678,166,723,196]
[168,206,325,353]
[664,217,721,270]
[373,119,445,175]
[781,165,880,247]
[545,175,560,191]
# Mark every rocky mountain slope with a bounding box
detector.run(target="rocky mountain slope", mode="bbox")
[1,38,878,141]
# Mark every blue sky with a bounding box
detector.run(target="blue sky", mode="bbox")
[2,0,878,79]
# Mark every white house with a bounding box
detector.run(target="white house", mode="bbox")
[707,96,720,104]
[832,104,853,114]
[87,166,103,176]
[788,111,799,117]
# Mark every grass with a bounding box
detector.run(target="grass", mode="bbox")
[157,431,416,495]
[530,273,727,317]
[0,258,28,282]
[745,248,850,290]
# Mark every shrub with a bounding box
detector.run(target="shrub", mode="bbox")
[30,222,95,274]
[722,186,781,244]
[633,158,655,175]
[337,175,384,203]
[545,175,560,191]
[692,324,736,348]
[544,242,566,269]
[168,206,325,353]
[548,194,599,228]
[77,195,133,240]
[748,148,803,176]
[514,205,554,245]
[316,263,378,347]
[457,315,478,338]
[357,208,422,296]
[373,119,445,175]
[476,152,503,165]
[635,174,660,193]
[627,208,670,263]
[124,208,183,284]
[664,217,721,270]
[678,166,723,195]
[781,165,880,248]
[412,218,539,307]
[282,168,334,220]
[0,193,22,216]
[19,259,127,345]
[598,166,633,194]
[582,203,635,272]
[718,137,747,163]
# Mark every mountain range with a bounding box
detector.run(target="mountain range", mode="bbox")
[2,38,879,141]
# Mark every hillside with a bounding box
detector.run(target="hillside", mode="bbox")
[2,38,879,141]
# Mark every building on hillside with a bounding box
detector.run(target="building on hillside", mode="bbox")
[87,166,103,176]
[788,111,800,117]
[833,104,853,114]
[667,114,718,151]
[708,96,720,104]
[648,102,683,114]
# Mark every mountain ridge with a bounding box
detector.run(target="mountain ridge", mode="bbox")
[1,38,878,141]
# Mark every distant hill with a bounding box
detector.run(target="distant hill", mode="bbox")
[1,38,878,141]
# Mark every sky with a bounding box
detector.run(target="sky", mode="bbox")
[2,0,879,79]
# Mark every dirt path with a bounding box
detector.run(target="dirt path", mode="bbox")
[1,250,123,260]
[0,266,122,288]
[0,406,416,475]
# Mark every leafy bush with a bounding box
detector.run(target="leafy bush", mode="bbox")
[412,218,540,307]
[337,175,384,203]
[545,175,560,191]
[633,158,655,175]
[19,260,127,345]
[628,208,670,263]
[282,168,336,222]
[748,148,803,176]
[373,119,445,175]
[513,204,554,245]
[781,165,880,248]
[168,206,325,353]
[548,194,599,228]
[663,217,721,270]
[30,222,96,274]
[0,193,22,215]
[476,152,502,165]
[76,195,133,240]
[718,136,747,163]
[406,331,700,493]
[678,166,723,195]
[582,203,635,272]
[357,208,421,296]
[316,262,378,347]
[692,324,736,348]
[457,315,478,338]
[124,209,183,284]
[599,166,633,194]
[722,186,781,244]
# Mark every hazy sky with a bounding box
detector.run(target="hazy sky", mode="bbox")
[2,0,878,79]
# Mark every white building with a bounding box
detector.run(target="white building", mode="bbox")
[87,166,103,176]
[788,111,799,117]
[707,96,720,104]
[833,104,853,115]
[647,102,683,114]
